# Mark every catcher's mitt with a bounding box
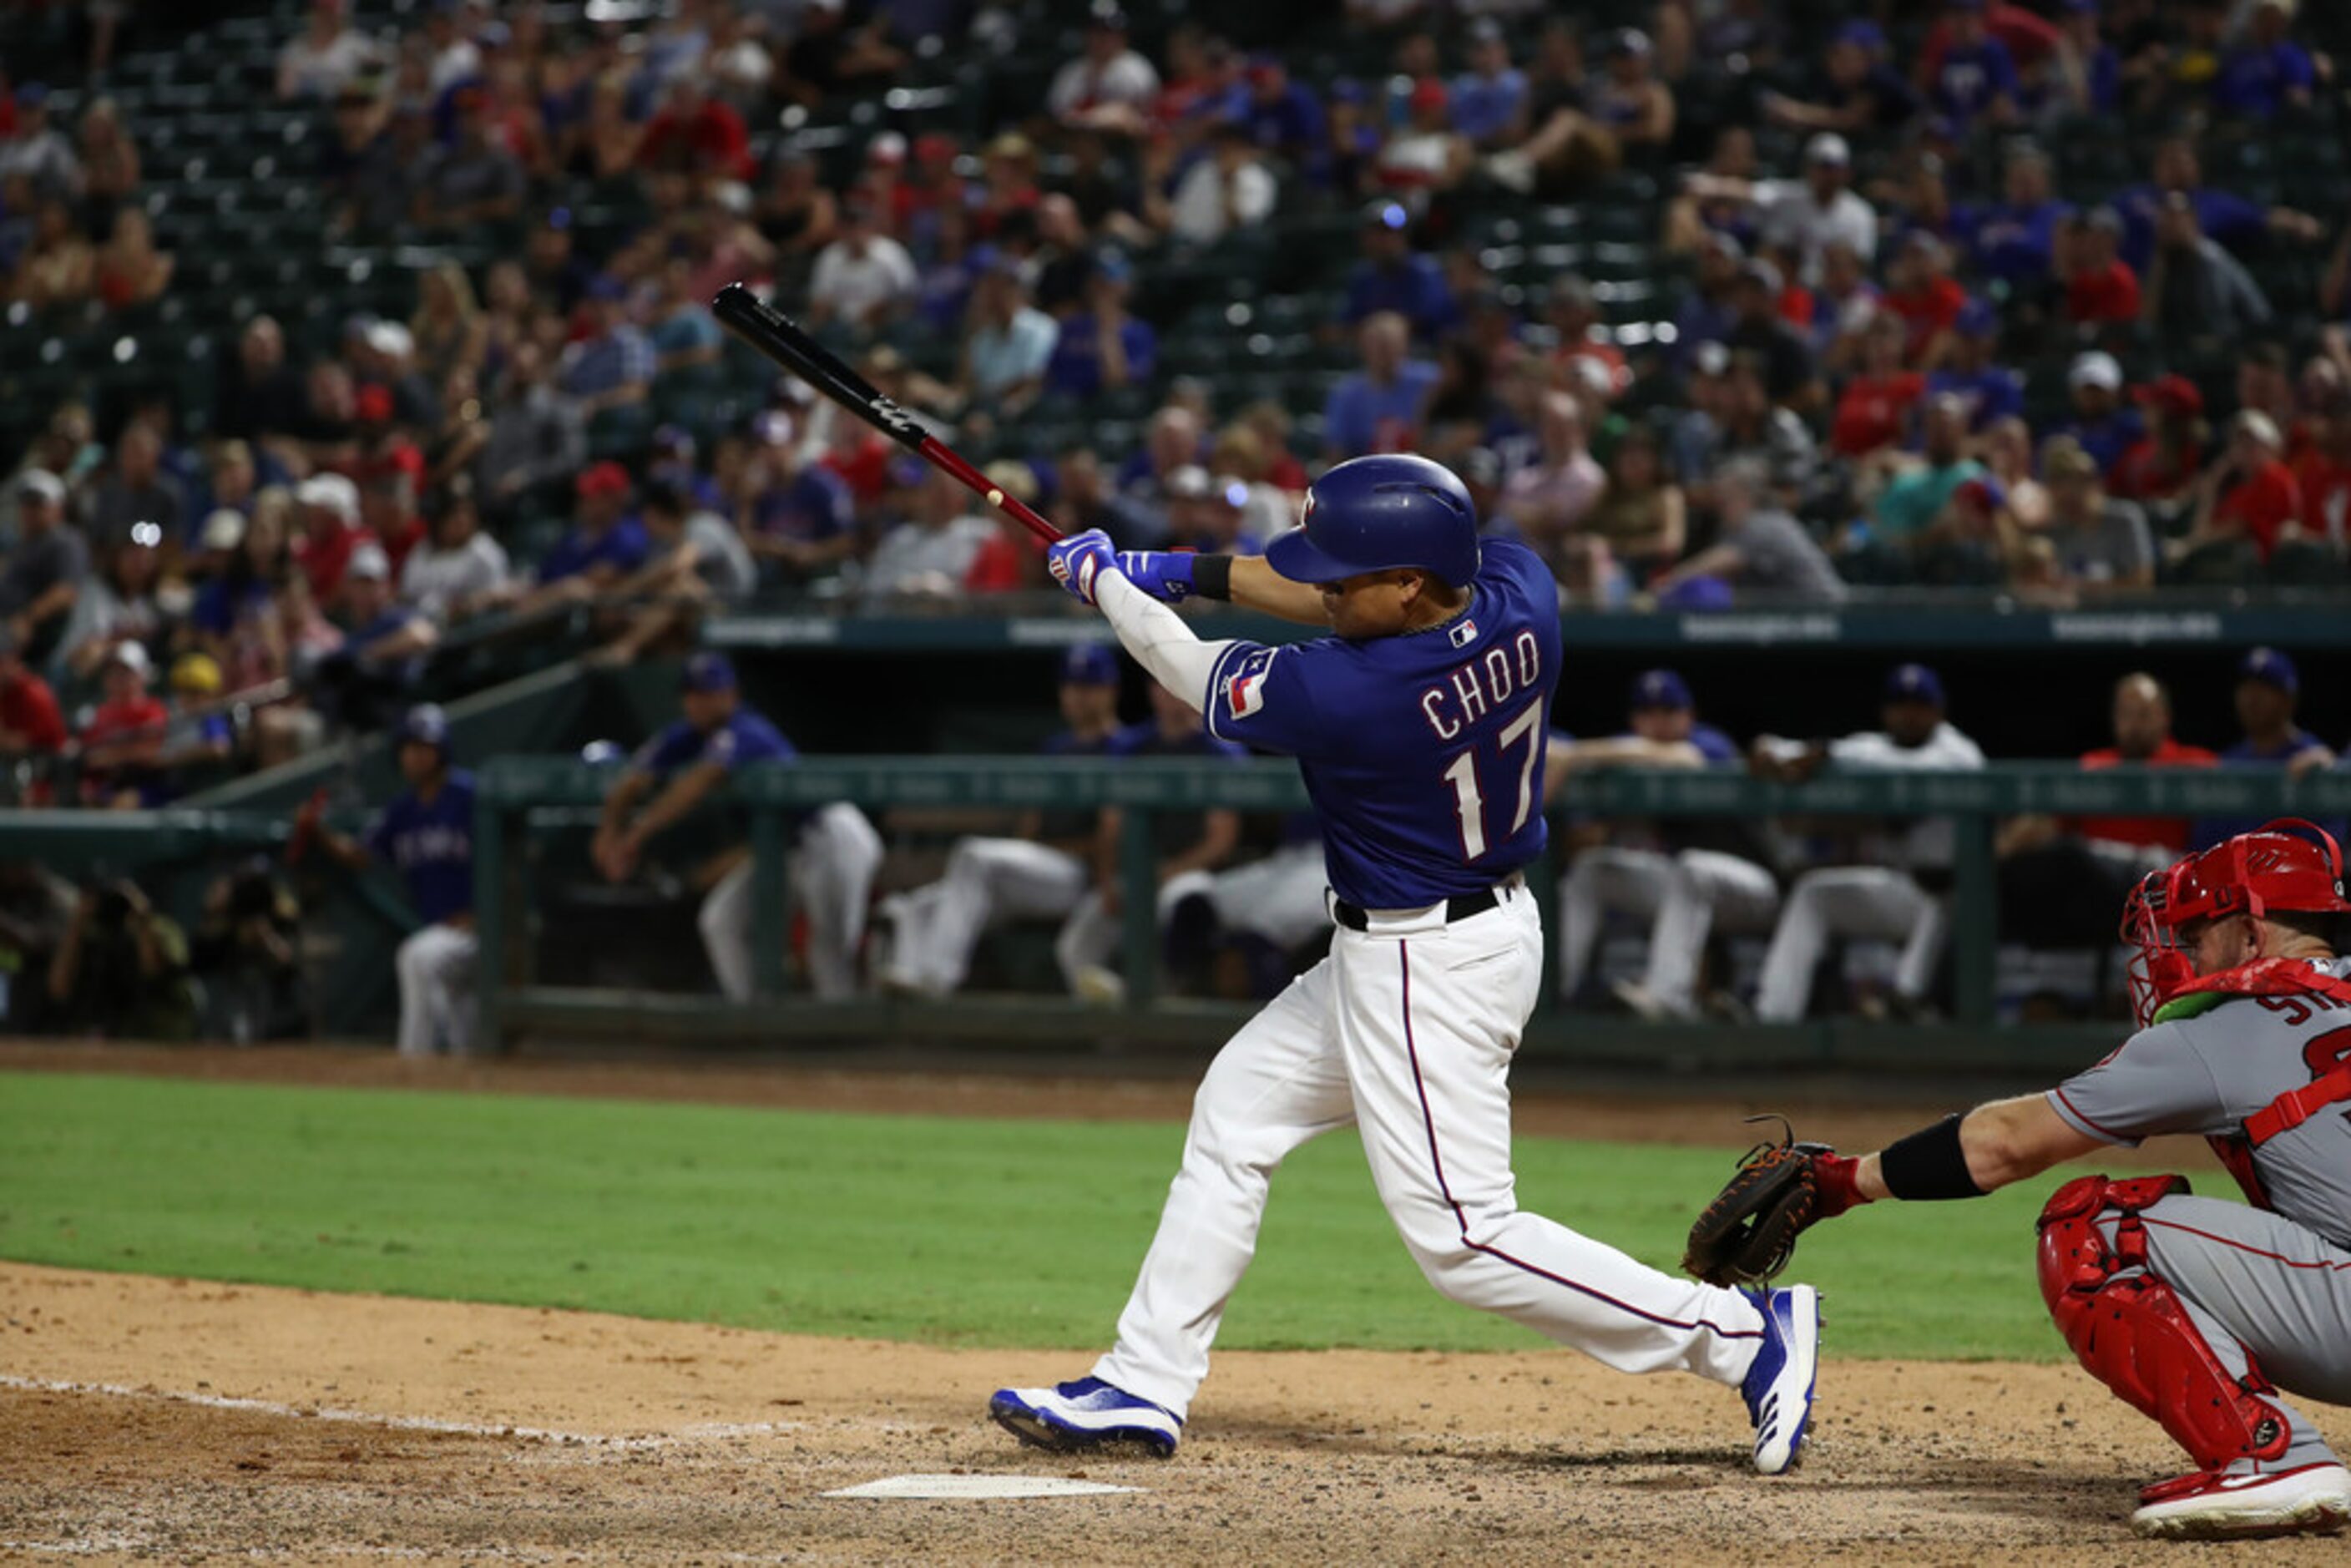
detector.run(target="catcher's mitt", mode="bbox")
[1683,1116,1835,1287]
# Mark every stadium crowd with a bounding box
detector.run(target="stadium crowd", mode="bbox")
[1,0,2350,1042]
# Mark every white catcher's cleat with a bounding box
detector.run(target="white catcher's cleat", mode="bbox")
[2132,1462,2351,1540]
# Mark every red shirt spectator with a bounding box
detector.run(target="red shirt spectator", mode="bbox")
[0,651,66,755]
[2212,414,2302,562]
[1887,274,1966,363]
[1919,3,2060,75]
[76,645,170,807]
[2075,738,2220,852]
[2066,259,2140,324]
[2110,376,2207,503]
[639,82,753,181]
[2293,425,2351,546]
[291,472,382,606]
[1832,370,1927,457]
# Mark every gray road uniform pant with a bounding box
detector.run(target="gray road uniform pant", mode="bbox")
[2045,957,2351,1472]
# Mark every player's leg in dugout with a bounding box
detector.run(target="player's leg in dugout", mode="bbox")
[392,928,440,1057]
[1090,956,1355,1419]
[1333,892,1765,1382]
[1753,867,1936,1023]
[1639,850,1781,1016]
[406,922,479,1055]
[2123,1195,2351,1466]
[1054,868,1220,998]
[908,837,1089,994]
[697,859,756,1004]
[1556,846,1674,1003]
[792,802,882,999]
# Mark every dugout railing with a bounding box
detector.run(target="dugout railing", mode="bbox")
[467,757,2351,1072]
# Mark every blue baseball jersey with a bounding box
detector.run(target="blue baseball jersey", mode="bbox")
[631,709,798,776]
[366,768,478,924]
[1204,536,1559,908]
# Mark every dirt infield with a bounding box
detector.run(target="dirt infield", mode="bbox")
[5,1262,2348,1565]
[0,1042,2314,1564]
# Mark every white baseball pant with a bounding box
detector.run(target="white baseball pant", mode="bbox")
[393,921,478,1057]
[1092,888,1765,1421]
[1207,842,1332,950]
[1056,867,1219,994]
[1753,866,1946,1023]
[1558,847,1781,1015]
[698,802,883,1001]
[883,837,1091,995]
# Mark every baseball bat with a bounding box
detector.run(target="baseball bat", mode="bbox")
[710,282,1064,544]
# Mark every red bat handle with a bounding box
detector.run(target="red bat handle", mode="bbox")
[916,434,1064,545]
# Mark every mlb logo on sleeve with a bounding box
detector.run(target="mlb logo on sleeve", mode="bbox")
[1226,648,1277,720]
[1448,617,1479,649]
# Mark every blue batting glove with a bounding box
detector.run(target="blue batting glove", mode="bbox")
[1114,550,1197,604]
[1047,529,1116,605]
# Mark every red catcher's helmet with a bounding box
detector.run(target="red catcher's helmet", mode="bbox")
[2122,817,2351,1027]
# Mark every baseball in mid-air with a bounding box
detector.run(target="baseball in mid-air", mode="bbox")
[987,488,1004,506]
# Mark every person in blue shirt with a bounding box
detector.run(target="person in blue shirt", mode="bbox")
[1924,300,2024,432]
[594,651,881,1002]
[742,411,858,584]
[1552,670,1781,1023]
[2192,648,2343,850]
[2113,136,2321,273]
[1340,201,1460,340]
[1043,250,1157,401]
[2212,0,2316,120]
[993,454,1820,1478]
[2055,0,2120,116]
[1239,56,1327,180]
[531,462,650,596]
[1322,311,1441,462]
[1957,144,2072,289]
[1929,0,2020,130]
[1449,18,1527,149]
[303,704,481,1056]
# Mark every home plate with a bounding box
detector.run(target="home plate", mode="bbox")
[824,1474,1142,1500]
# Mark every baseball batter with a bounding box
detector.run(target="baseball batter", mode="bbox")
[301,704,479,1056]
[594,652,880,1000]
[1771,820,2351,1539]
[989,454,1818,1471]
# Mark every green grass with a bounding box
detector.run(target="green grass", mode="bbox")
[0,1070,2086,1360]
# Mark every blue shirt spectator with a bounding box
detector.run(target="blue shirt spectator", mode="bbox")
[1450,21,1527,145]
[1241,60,1327,169]
[2113,157,2267,273]
[539,469,650,584]
[752,460,856,547]
[1322,358,1439,459]
[1343,205,1460,339]
[1044,309,1157,400]
[1932,31,2018,128]
[1956,151,2071,287]
[2192,650,2344,847]
[2212,21,2316,120]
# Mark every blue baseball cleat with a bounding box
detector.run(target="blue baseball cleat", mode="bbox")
[1740,1283,1820,1475]
[988,1378,1183,1458]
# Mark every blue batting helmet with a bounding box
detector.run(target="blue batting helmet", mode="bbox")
[1266,454,1480,588]
[397,703,451,756]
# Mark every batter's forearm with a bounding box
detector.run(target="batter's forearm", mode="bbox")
[1224,557,1331,625]
[1096,571,1233,712]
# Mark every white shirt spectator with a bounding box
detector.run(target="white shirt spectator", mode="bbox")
[428,37,482,94]
[1754,181,1878,286]
[968,306,1059,400]
[809,235,919,325]
[400,530,510,622]
[679,508,756,602]
[1168,155,1277,245]
[862,513,995,599]
[1047,49,1160,119]
[278,25,390,99]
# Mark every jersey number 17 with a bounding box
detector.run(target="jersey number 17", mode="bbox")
[1441,701,1545,861]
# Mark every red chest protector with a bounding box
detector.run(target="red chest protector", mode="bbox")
[2152,959,2351,1207]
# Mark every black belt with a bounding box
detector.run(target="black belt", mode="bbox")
[1332,885,1505,932]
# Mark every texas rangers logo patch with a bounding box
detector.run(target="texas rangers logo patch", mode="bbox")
[1226,649,1277,719]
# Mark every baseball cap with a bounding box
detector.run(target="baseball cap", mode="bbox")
[585,271,629,303]
[2133,372,2204,417]
[170,651,223,696]
[200,508,247,550]
[913,132,958,164]
[1630,668,1693,712]
[364,320,413,360]
[867,129,908,166]
[1465,17,1504,44]
[15,83,48,109]
[1805,133,1851,168]
[107,640,153,677]
[15,468,64,504]
[681,650,737,693]
[1954,298,1999,338]
[1834,19,1887,49]
[1092,248,1133,286]
[1059,642,1119,688]
[2239,646,2298,695]
[575,460,630,499]
[399,702,451,749]
[355,384,395,422]
[296,472,361,522]
[346,542,392,582]
[1408,76,1449,114]
[1165,463,1213,500]
[982,458,1039,506]
[651,423,696,455]
[1602,27,1651,58]
[2069,351,2123,392]
[2233,408,2284,450]
[1954,474,2008,511]
[1884,663,1945,706]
